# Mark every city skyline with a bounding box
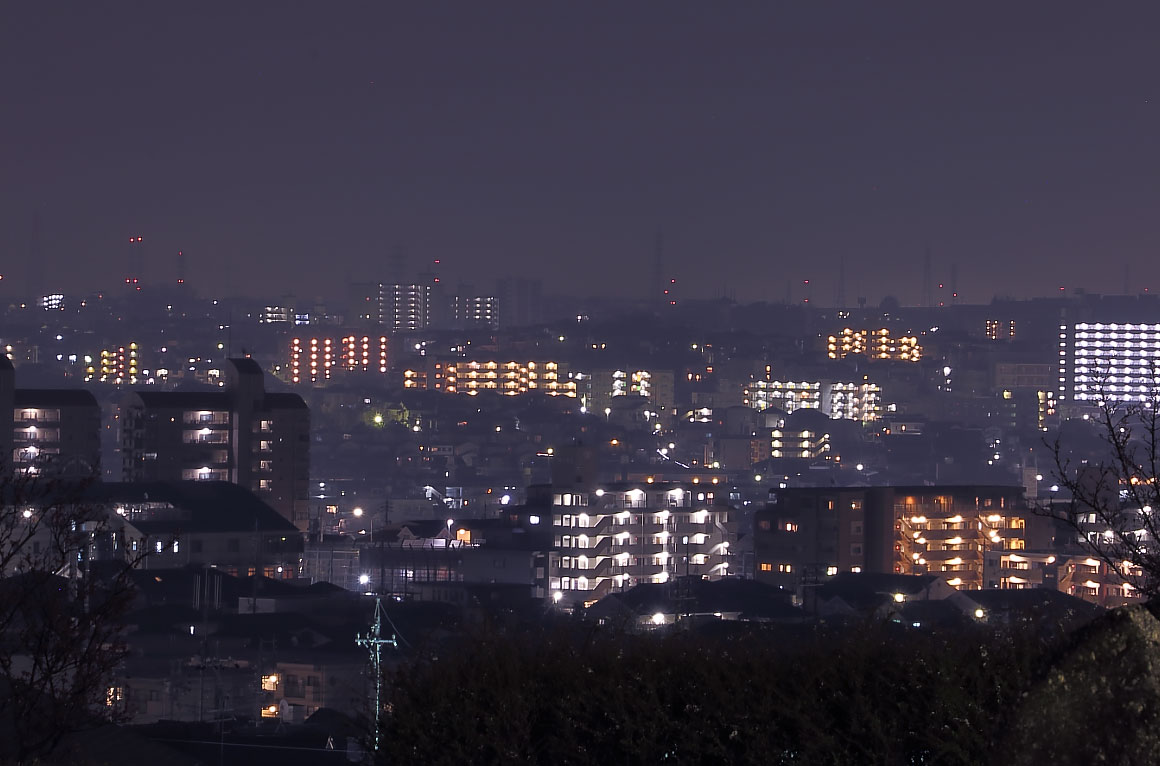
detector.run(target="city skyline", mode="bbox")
[3,4,1159,305]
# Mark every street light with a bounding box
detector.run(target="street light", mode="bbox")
[353,507,379,592]
[353,507,370,539]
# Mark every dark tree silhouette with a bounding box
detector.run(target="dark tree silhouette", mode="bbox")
[1049,386,1160,598]
[0,468,145,762]
[374,619,1042,765]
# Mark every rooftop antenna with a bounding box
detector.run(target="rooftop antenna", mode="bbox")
[356,598,398,753]
[949,262,959,304]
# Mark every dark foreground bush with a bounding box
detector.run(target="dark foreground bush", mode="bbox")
[376,619,1046,765]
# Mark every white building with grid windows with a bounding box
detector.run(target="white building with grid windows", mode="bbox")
[549,483,737,608]
[1058,322,1160,405]
[744,375,881,424]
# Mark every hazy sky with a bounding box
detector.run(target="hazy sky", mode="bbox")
[3,3,1159,305]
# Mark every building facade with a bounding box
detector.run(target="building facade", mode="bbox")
[826,328,922,362]
[755,485,1029,595]
[1057,321,1160,405]
[407,359,578,397]
[744,369,882,423]
[578,368,676,421]
[121,359,310,529]
[549,482,737,608]
[285,334,389,384]
[0,356,101,476]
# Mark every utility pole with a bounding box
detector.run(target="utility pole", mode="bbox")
[356,598,397,754]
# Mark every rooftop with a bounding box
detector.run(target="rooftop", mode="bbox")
[86,481,299,534]
[13,388,99,407]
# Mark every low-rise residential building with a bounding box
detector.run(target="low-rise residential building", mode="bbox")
[346,515,551,603]
[94,481,304,578]
[404,359,578,397]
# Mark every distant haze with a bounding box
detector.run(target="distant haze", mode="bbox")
[2,3,1159,305]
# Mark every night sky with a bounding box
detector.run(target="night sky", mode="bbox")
[3,3,1158,306]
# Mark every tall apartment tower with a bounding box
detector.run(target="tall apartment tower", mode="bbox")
[1057,322,1160,406]
[379,282,432,332]
[120,358,310,529]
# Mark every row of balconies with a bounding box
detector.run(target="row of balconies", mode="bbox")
[555,557,722,579]
[557,539,727,558]
[554,536,723,552]
[555,516,723,537]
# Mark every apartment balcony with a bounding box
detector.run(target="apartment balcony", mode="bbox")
[556,558,622,579]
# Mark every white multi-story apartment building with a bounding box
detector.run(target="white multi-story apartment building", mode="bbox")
[744,373,882,423]
[549,482,737,607]
[1058,322,1160,405]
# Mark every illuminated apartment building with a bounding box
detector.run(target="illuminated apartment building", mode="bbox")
[97,343,141,384]
[0,356,100,477]
[1059,555,1143,608]
[39,294,64,311]
[402,368,427,389]
[261,305,294,324]
[746,378,821,412]
[430,360,577,397]
[121,359,310,529]
[550,482,737,607]
[578,368,676,418]
[376,283,432,331]
[1058,322,1160,404]
[287,335,389,384]
[985,319,1017,340]
[745,371,881,423]
[770,429,829,459]
[992,388,1058,436]
[451,295,499,329]
[755,485,1028,592]
[895,488,1026,590]
[827,328,921,362]
[983,549,1060,591]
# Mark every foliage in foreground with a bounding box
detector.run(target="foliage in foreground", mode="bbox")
[0,472,141,762]
[377,619,1047,766]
